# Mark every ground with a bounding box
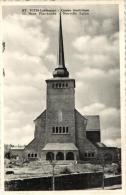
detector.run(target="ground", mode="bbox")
[5,159,120,181]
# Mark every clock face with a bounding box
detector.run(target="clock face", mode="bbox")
[58,110,62,122]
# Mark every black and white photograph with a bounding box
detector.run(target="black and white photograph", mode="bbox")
[2,1,124,192]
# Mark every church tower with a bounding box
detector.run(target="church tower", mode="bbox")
[45,13,76,145]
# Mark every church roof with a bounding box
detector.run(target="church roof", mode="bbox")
[42,143,78,151]
[10,145,25,150]
[53,11,69,78]
[95,142,106,147]
[34,110,46,122]
[85,115,100,131]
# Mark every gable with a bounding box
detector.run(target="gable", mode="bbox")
[34,110,46,122]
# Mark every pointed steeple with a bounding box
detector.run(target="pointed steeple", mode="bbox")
[53,12,69,78]
[58,11,65,67]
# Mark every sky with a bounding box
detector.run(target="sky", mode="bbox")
[3,5,120,147]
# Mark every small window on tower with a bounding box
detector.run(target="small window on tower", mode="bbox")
[59,83,61,88]
[59,127,62,133]
[63,127,65,133]
[62,83,64,88]
[56,127,58,133]
[52,83,54,88]
[66,83,68,87]
[66,127,69,133]
[56,83,58,88]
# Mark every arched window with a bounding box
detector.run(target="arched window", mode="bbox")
[35,153,37,158]
[66,152,74,160]
[46,152,54,161]
[28,153,30,158]
[59,83,61,88]
[56,152,64,160]
[62,83,64,88]
[31,153,34,157]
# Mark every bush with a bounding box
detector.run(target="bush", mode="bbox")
[60,167,72,174]
[6,171,14,175]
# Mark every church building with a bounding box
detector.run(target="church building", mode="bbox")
[24,13,119,163]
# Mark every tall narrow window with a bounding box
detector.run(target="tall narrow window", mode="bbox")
[56,127,58,133]
[63,127,65,133]
[66,127,69,133]
[31,154,34,157]
[59,127,62,133]
[66,83,68,87]
[35,154,37,157]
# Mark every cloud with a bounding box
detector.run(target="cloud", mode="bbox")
[80,103,105,115]
[73,33,119,70]
[3,13,51,145]
[75,67,120,111]
[76,68,119,82]
[4,124,34,145]
[100,107,120,129]
[79,102,121,147]
[47,14,81,35]
[4,14,49,57]
[104,138,121,148]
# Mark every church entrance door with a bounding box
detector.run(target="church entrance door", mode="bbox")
[46,152,54,161]
[56,152,64,160]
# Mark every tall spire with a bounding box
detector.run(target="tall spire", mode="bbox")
[53,11,69,78]
[58,11,65,67]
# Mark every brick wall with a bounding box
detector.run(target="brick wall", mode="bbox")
[86,131,100,143]
[5,172,103,191]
